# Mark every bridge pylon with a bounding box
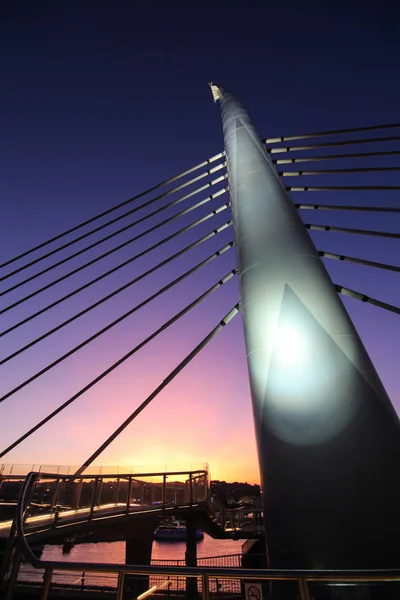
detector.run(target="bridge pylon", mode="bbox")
[211,83,400,574]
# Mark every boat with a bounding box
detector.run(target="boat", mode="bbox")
[154,519,204,541]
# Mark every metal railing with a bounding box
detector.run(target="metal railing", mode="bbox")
[207,496,262,534]
[0,469,208,593]
[0,462,209,477]
[16,554,244,595]
[0,468,208,533]
[7,472,400,600]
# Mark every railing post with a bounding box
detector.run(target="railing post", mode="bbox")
[141,483,145,505]
[116,572,124,600]
[97,478,103,506]
[50,478,61,512]
[202,574,210,600]
[0,518,16,582]
[57,477,66,514]
[89,477,99,520]
[115,477,120,505]
[298,578,310,600]
[126,476,132,514]
[162,474,167,506]
[73,478,83,510]
[41,568,53,600]
[4,546,22,600]
[189,474,193,505]
[52,477,60,524]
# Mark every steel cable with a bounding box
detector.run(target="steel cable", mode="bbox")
[0,167,227,283]
[0,173,227,296]
[336,285,400,316]
[265,123,400,144]
[0,187,228,315]
[281,166,400,176]
[266,135,400,154]
[0,243,235,402]
[305,223,400,239]
[0,200,231,335]
[273,150,400,164]
[0,231,233,364]
[0,269,238,458]
[76,302,240,474]
[297,204,400,213]
[287,185,400,192]
[0,152,225,270]
[319,250,400,273]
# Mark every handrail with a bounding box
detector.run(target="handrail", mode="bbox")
[10,468,207,480]
[0,469,209,544]
[5,469,209,533]
[208,494,253,531]
[15,473,400,582]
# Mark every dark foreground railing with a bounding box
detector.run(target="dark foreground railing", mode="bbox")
[4,472,400,600]
[16,553,244,597]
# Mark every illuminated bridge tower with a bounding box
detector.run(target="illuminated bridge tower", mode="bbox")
[210,84,400,573]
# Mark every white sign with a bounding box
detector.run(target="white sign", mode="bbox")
[245,583,263,600]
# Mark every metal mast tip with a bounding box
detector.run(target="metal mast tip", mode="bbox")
[209,82,221,103]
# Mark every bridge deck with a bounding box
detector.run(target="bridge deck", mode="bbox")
[0,502,209,542]
[1,504,263,546]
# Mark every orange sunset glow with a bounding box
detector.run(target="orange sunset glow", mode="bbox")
[1,291,261,484]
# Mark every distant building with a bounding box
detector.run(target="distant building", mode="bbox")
[210,480,260,506]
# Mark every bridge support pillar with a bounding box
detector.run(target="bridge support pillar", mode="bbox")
[185,515,198,599]
[124,517,156,600]
[211,84,400,594]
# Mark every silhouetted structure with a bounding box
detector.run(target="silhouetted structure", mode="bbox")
[211,84,400,589]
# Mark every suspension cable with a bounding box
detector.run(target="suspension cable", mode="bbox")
[0,175,227,297]
[319,250,400,273]
[0,166,227,283]
[0,270,237,458]
[0,187,228,314]
[297,204,400,213]
[76,303,240,475]
[266,135,400,154]
[265,123,400,144]
[273,150,400,164]
[281,166,400,176]
[336,285,400,316]
[305,223,400,239]
[0,232,233,365]
[0,203,230,335]
[0,244,235,402]
[0,152,225,270]
[287,185,400,192]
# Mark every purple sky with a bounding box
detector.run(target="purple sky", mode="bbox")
[1,1,400,483]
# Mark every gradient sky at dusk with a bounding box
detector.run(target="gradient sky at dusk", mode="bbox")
[1,1,400,484]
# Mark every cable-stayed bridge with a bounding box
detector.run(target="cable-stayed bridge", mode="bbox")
[1,86,400,600]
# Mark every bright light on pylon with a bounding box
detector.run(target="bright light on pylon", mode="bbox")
[274,324,304,366]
